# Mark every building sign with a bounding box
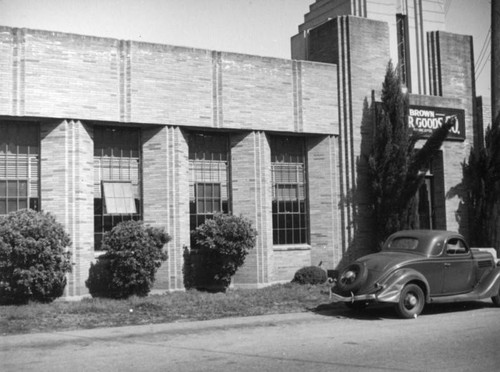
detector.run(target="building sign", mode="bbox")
[408,105,465,141]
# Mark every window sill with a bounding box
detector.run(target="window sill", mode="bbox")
[273,244,311,252]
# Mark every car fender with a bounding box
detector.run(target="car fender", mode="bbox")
[376,268,430,303]
[474,266,500,298]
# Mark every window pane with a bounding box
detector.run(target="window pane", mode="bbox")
[18,199,27,210]
[197,183,205,198]
[94,126,141,250]
[0,181,6,197]
[102,181,136,214]
[271,136,309,245]
[7,199,17,213]
[0,200,6,214]
[29,198,39,211]
[19,181,28,197]
[197,199,205,214]
[189,134,230,231]
[7,181,17,196]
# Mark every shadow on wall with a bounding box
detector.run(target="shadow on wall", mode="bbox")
[336,96,377,271]
[448,113,500,249]
[445,166,470,242]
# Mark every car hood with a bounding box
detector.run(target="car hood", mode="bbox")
[357,251,422,274]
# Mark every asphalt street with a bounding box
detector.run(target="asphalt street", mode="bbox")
[1,301,500,371]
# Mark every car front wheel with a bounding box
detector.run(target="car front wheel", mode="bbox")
[395,284,425,319]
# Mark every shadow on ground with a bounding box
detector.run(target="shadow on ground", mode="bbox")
[309,300,495,321]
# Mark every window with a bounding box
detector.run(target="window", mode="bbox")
[387,238,419,251]
[102,181,137,214]
[94,126,141,250]
[396,13,411,90]
[446,238,468,255]
[417,177,434,229]
[189,133,230,230]
[195,182,221,214]
[0,122,39,215]
[271,136,309,245]
[416,154,443,229]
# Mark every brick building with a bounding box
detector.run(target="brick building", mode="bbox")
[0,0,484,299]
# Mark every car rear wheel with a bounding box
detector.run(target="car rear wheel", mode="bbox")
[336,263,368,293]
[395,284,425,319]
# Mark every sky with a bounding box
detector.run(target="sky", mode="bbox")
[0,0,492,97]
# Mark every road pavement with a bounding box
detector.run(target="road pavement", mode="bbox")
[1,301,500,371]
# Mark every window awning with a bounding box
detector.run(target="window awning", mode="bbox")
[102,181,137,214]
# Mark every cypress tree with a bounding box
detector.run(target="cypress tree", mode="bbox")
[464,120,500,247]
[368,61,454,248]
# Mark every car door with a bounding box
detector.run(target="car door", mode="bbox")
[441,238,474,294]
[410,240,446,296]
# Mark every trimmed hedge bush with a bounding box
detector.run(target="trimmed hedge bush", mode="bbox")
[292,266,327,285]
[86,220,170,298]
[0,209,72,304]
[186,214,257,291]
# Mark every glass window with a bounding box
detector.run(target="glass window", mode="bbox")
[446,238,468,255]
[387,237,419,251]
[0,122,39,215]
[396,13,411,90]
[102,181,137,214]
[271,136,309,245]
[189,133,230,230]
[196,182,222,214]
[94,126,141,250]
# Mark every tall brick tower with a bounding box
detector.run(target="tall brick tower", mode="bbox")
[292,1,391,262]
[493,0,500,122]
[292,0,477,263]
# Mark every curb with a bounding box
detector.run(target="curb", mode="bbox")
[0,312,324,348]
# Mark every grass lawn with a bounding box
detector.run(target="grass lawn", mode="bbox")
[0,283,338,335]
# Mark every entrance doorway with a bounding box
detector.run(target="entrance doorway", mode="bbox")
[416,151,445,230]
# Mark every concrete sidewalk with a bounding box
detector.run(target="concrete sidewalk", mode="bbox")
[0,312,325,349]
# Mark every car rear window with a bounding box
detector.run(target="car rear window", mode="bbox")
[386,237,419,251]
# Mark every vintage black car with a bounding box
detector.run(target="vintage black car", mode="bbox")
[330,230,500,318]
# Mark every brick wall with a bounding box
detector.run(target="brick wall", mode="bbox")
[0,25,341,295]
[307,135,343,269]
[142,126,189,291]
[40,120,94,297]
[427,31,475,238]
[230,131,274,287]
[320,17,389,264]
[0,26,337,137]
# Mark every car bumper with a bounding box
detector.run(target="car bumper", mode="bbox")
[330,292,378,303]
[330,282,404,304]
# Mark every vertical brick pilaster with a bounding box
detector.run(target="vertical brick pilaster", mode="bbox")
[12,28,25,117]
[230,131,273,287]
[308,135,343,269]
[340,17,389,262]
[142,125,189,291]
[427,31,475,237]
[40,120,94,298]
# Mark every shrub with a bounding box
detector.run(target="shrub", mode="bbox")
[86,220,170,298]
[292,266,327,285]
[0,209,72,304]
[188,214,257,291]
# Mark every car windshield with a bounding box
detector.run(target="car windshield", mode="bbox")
[384,237,420,251]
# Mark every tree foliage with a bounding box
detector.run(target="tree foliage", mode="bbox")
[464,120,500,247]
[0,209,72,304]
[368,61,454,247]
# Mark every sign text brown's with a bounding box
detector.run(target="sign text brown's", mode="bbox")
[408,105,465,141]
